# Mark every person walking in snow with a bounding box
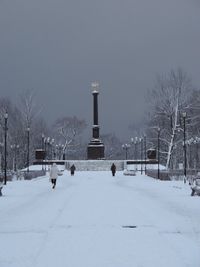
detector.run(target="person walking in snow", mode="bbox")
[70,164,76,176]
[111,163,116,177]
[49,163,59,189]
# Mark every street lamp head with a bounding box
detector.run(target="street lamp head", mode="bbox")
[27,127,30,132]
[91,81,99,93]
[50,139,54,145]
[4,112,8,119]
[122,144,130,149]
[182,112,187,118]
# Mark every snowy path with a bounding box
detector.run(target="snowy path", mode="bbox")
[0,171,200,267]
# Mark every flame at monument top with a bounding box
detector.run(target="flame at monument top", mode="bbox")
[91,81,99,93]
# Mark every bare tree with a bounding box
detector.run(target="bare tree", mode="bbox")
[0,97,13,170]
[147,68,192,169]
[0,97,25,170]
[19,89,41,128]
[102,133,122,159]
[183,89,200,169]
[52,116,87,159]
[19,89,44,166]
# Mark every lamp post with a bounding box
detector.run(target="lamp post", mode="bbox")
[157,127,160,180]
[15,145,19,172]
[51,139,55,159]
[41,134,45,170]
[135,137,138,160]
[182,112,187,183]
[58,144,61,160]
[0,142,3,173]
[44,137,47,171]
[42,134,45,150]
[131,138,134,159]
[62,145,66,160]
[131,137,139,160]
[27,127,30,173]
[55,144,58,159]
[46,137,50,160]
[4,112,8,185]
[144,135,147,174]
[140,138,144,174]
[131,137,137,160]
[122,144,130,160]
[56,144,63,160]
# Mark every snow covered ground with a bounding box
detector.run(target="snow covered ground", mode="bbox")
[0,170,200,267]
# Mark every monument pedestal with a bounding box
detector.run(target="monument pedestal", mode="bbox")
[87,140,105,160]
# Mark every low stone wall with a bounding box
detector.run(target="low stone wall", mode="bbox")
[65,160,125,171]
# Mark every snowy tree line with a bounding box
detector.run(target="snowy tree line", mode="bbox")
[1,68,200,172]
[0,91,89,171]
[0,90,48,172]
[0,89,122,173]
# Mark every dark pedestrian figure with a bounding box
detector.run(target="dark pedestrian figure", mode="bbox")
[70,164,76,176]
[111,163,116,176]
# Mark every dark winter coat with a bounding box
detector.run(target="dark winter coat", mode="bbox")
[111,164,116,175]
[70,164,76,175]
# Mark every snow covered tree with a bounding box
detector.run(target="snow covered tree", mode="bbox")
[182,89,200,169]
[19,89,41,128]
[18,89,43,166]
[101,133,122,159]
[0,97,25,170]
[0,97,13,170]
[147,68,193,169]
[52,116,87,159]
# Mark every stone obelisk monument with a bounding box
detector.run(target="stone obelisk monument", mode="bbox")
[87,82,105,159]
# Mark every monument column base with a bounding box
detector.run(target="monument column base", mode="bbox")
[87,140,105,160]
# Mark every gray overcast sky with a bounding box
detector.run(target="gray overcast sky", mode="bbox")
[0,0,200,141]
